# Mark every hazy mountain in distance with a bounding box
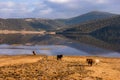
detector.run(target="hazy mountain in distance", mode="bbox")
[56,11,117,25]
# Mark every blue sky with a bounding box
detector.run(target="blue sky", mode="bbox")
[0,0,119,19]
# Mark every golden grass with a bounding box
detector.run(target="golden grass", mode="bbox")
[0,55,120,80]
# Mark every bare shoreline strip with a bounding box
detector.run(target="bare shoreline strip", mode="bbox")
[0,30,46,34]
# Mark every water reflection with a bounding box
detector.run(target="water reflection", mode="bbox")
[0,34,120,57]
[63,34,120,53]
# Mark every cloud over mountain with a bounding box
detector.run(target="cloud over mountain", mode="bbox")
[0,0,119,18]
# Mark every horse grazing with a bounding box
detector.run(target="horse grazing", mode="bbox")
[86,58,100,66]
[86,59,94,66]
[32,51,36,55]
[57,54,63,60]
[95,59,100,65]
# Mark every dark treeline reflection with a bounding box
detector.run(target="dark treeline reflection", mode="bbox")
[63,34,120,53]
[0,34,70,45]
[0,34,68,45]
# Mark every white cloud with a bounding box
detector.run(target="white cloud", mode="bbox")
[86,0,108,4]
[0,0,119,18]
[0,8,13,13]
[0,1,15,8]
[97,0,107,3]
[40,8,53,14]
[47,0,71,3]
[0,1,53,18]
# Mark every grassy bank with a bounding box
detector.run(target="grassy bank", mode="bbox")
[0,55,120,80]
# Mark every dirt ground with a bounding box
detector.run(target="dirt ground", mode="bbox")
[0,55,120,80]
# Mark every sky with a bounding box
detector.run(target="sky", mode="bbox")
[0,0,119,19]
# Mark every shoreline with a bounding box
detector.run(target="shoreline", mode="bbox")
[0,30,56,34]
[0,54,120,58]
[0,30,45,34]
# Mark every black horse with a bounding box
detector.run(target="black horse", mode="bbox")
[57,54,63,60]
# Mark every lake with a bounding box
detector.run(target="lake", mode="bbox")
[0,34,120,57]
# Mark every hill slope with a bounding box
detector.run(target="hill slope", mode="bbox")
[56,11,117,25]
[25,18,66,31]
[61,15,120,34]
[0,19,34,31]
[0,18,66,31]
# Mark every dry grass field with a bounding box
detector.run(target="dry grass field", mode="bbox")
[0,55,120,80]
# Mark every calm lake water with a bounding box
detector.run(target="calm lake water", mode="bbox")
[0,34,120,57]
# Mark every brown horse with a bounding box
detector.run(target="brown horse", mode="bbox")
[86,59,94,66]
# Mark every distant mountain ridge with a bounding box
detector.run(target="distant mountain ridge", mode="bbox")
[62,15,120,33]
[0,11,118,31]
[56,11,117,25]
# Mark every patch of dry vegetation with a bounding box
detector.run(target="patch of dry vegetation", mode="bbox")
[0,55,120,80]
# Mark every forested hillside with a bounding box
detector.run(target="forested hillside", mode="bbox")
[0,19,34,31]
[0,18,66,31]
[56,11,116,25]
[62,16,120,34]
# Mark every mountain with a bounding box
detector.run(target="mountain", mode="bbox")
[0,11,118,31]
[61,15,120,34]
[0,19,34,31]
[0,18,66,31]
[56,11,117,25]
[24,18,66,31]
